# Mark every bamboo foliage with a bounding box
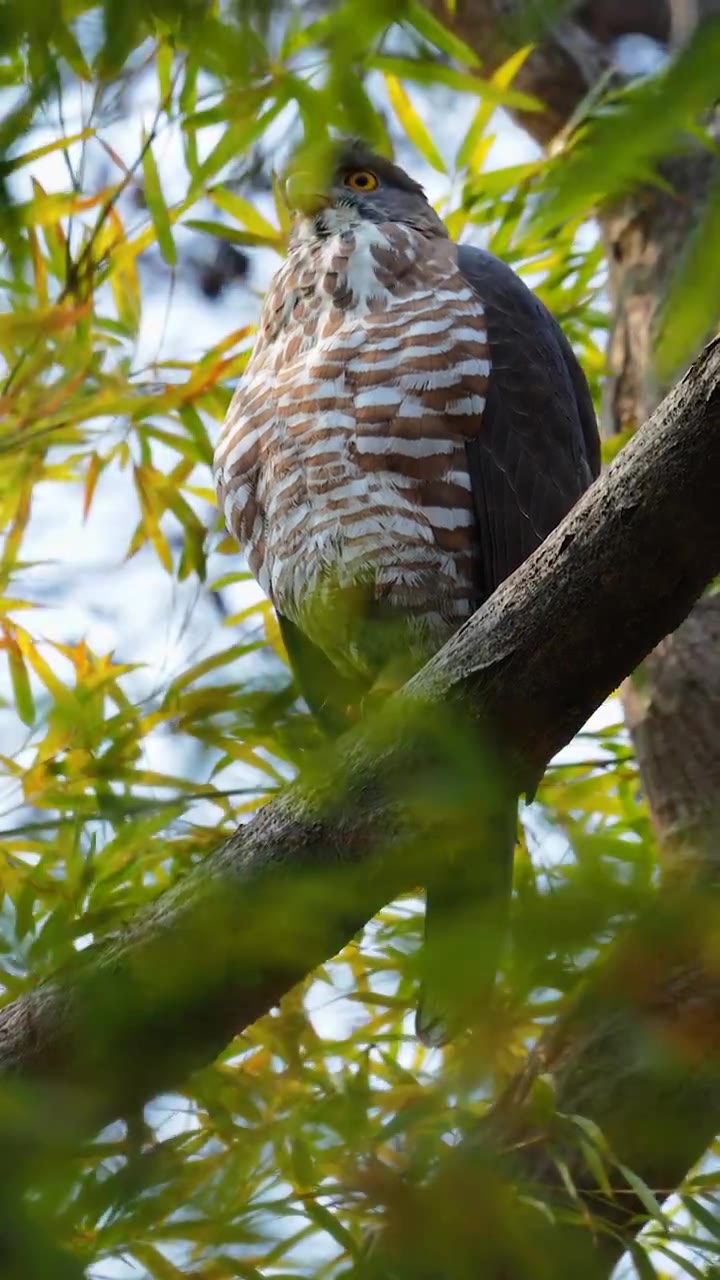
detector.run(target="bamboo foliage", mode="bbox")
[0,3,719,1277]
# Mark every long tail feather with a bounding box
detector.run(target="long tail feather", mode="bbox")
[415,798,518,1047]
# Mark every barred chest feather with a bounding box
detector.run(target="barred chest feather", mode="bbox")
[214,216,491,680]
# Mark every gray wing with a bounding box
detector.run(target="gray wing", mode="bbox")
[457,243,600,605]
[416,248,601,1045]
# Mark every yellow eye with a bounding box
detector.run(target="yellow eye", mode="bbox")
[343,170,379,192]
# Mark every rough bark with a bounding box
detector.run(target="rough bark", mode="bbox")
[0,344,718,1152]
[622,599,720,861]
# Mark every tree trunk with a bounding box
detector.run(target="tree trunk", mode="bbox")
[600,155,720,868]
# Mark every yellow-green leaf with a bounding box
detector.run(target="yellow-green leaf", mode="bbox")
[6,128,95,175]
[184,218,281,251]
[7,641,34,727]
[209,186,281,240]
[99,207,141,330]
[405,1,481,67]
[457,45,534,171]
[141,133,176,266]
[53,24,92,80]
[369,56,543,112]
[384,76,446,173]
[157,40,174,101]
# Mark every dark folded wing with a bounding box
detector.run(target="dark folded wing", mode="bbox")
[456,244,600,605]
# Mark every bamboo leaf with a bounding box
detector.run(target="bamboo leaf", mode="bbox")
[209,186,281,239]
[617,1163,669,1228]
[531,21,720,235]
[184,218,280,250]
[367,56,542,111]
[457,45,533,171]
[628,1243,660,1279]
[656,164,720,379]
[301,1199,358,1257]
[141,132,177,266]
[189,100,287,194]
[6,639,35,726]
[682,1195,720,1243]
[384,75,446,173]
[405,1,481,67]
[5,128,94,173]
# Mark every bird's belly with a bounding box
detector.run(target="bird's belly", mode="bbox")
[261,461,468,679]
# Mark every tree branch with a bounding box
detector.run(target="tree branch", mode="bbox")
[1,340,718,1157]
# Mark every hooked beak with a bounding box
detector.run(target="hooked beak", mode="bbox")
[284,171,331,216]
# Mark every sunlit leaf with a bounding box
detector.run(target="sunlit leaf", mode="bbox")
[457,44,533,171]
[184,218,281,250]
[384,75,446,173]
[405,0,481,67]
[209,186,281,240]
[142,132,177,266]
[531,21,720,234]
[5,635,35,725]
[367,56,543,111]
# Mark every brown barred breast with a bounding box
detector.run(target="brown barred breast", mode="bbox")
[213,219,491,681]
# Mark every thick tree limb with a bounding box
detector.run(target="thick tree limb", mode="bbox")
[0,341,718,1159]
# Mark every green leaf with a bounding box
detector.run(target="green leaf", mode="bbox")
[652,1245,707,1280]
[531,20,720,235]
[617,1163,668,1227]
[53,23,93,80]
[367,56,543,112]
[4,128,95,174]
[302,1199,358,1257]
[457,45,533,171]
[157,40,174,102]
[184,218,281,250]
[141,132,176,266]
[189,100,286,194]
[656,164,720,378]
[209,187,281,239]
[404,1,481,67]
[628,1243,660,1280]
[7,642,34,726]
[384,75,446,173]
[683,1195,720,1243]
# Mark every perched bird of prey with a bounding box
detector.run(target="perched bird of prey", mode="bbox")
[214,138,600,1044]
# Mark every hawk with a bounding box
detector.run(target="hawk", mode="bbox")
[214,139,600,1044]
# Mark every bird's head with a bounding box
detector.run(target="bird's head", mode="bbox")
[283,138,447,242]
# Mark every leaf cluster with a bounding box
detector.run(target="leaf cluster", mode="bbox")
[0,3,718,1278]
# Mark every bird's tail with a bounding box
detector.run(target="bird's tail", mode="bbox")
[415,797,518,1048]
